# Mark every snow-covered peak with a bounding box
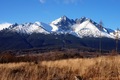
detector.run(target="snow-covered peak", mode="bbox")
[72,20,113,38]
[8,22,50,34]
[61,15,68,21]
[50,16,75,32]
[51,16,69,25]
[0,23,12,30]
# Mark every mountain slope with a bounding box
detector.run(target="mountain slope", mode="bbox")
[0,31,32,50]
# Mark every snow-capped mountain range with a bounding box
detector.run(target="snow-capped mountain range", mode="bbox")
[0,16,119,39]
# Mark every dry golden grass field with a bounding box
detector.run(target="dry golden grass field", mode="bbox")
[0,55,120,80]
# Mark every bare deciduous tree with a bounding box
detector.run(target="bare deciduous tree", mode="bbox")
[99,21,103,53]
[115,28,119,53]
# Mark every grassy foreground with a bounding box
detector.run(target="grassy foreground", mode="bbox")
[0,56,120,80]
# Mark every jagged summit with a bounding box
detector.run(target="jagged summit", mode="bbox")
[61,15,68,21]
[51,15,73,24]
[51,16,68,25]
[50,16,75,31]
[75,17,88,24]
[75,17,98,26]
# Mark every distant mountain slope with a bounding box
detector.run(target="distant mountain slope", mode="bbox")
[0,31,87,51]
[0,30,119,51]
[0,31,32,50]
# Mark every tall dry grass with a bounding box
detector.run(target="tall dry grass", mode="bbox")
[0,56,120,80]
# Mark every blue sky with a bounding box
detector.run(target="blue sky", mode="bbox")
[0,0,120,30]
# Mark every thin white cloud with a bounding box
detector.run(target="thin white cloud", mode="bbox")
[63,0,79,4]
[39,0,80,4]
[39,0,46,4]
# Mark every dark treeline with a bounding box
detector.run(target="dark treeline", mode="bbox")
[0,48,119,63]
